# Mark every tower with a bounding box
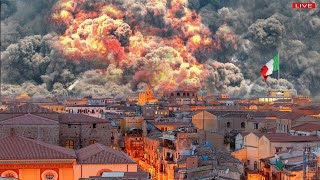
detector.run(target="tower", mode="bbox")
[137,85,158,105]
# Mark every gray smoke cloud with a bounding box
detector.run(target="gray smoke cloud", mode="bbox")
[1,82,50,98]
[1,34,75,90]
[1,0,55,50]
[204,60,248,96]
[71,69,133,98]
[1,0,319,99]
[193,0,320,98]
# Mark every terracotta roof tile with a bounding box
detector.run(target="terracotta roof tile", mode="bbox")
[291,123,320,132]
[263,133,320,142]
[76,143,136,164]
[279,112,305,120]
[0,114,59,125]
[0,135,76,160]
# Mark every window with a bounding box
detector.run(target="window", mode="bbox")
[1,170,18,178]
[254,161,258,170]
[68,124,71,128]
[247,160,250,166]
[93,123,97,128]
[90,139,97,144]
[45,172,55,179]
[275,147,282,153]
[41,170,58,180]
[254,123,259,129]
[226,122,231,128]
[192,139,199,145]
[241,122,245,128]
[66,139,74,149]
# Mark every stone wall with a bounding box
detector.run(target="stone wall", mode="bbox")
[59,122,115,149]
[0,125,59,145]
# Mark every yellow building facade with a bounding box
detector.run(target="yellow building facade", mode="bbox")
[137,86,158,105]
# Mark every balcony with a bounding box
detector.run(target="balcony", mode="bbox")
[162,142,176,150]
[161,139,176,150]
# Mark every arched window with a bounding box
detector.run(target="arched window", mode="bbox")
[254,161,258,170]
[90,139,97,144]
[241,122,246,128]
[226,122,231,128]
[41,170,58,180]
[1,170,18,178]
[66,139,74,149]
[97,169,112,176]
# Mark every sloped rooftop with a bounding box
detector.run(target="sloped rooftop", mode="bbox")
[76,143,136,164]
[0,135,76,160]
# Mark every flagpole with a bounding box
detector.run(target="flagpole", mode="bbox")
[277,50,280,89]
[278,52,280,80]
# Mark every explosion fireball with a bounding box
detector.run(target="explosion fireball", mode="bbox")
[50,0,221,92]
[1,0,318,98]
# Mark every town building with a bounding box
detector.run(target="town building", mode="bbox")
[164,90,198,105]
[246,117,277,133]
[233,132,320,172]
[191,110,248,135]
[289,123,320,137]
[0,103,117,149]
[259,150,317,180]
[105,105,138,117]
[137,86,158,105]
[276,113,320,133]
[257,90,293,104]
[0,135,147,180]
[65,104,105,118]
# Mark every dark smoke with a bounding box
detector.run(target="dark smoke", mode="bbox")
[1,34,76,90]
[194,0,320,97]
[1,0,319,99]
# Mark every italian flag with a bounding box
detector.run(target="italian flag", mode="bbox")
[260,54,279,81]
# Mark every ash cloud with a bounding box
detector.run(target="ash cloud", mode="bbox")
[1,0,319,98]
[1,34,75,90]
[193,0,320,97]
[1,0,55,50]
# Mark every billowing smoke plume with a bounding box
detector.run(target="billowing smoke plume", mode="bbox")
[1,34,76,90]
[1,0,319,98]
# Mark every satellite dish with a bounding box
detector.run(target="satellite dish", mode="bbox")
[284,160,288,164]
[225,169,229,174]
